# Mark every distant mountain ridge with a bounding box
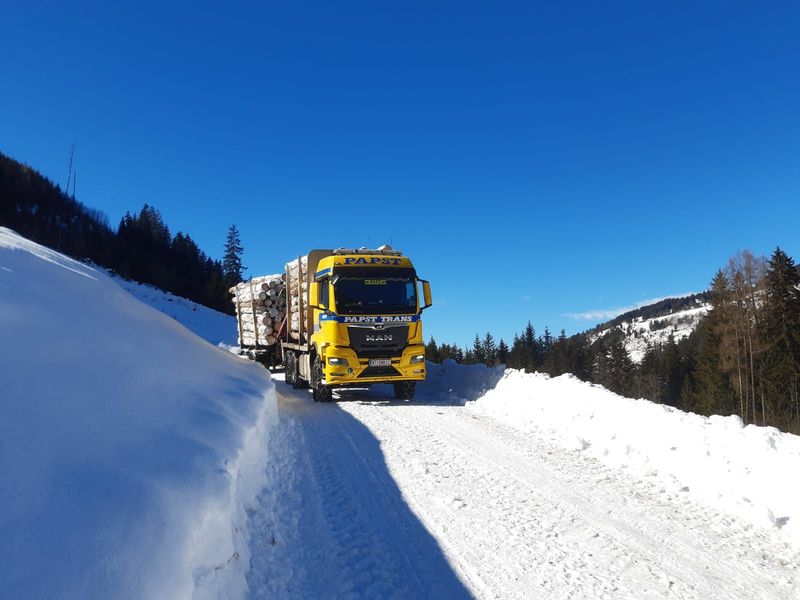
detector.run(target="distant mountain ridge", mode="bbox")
[585,292,711,362]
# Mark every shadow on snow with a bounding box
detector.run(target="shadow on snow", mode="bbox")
[250,379,473,599]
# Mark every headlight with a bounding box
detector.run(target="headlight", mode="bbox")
[328,357,349,366]
[410,354,425,364]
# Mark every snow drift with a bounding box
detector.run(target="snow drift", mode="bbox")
[0,228,276,599]
[425,360,800,547]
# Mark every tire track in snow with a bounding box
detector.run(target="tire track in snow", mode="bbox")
[245,383,472,599]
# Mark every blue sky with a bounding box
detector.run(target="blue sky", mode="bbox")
[2,1,799,347]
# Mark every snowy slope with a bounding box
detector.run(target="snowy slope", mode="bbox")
[109,274,237,346]
[0,228,276,599]
[589,296,710,362]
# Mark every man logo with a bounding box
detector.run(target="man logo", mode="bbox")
[365,334,393,342]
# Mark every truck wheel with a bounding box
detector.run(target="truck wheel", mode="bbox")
[284,352,297,387]
[393,381,416,401]
[312,356,333,402]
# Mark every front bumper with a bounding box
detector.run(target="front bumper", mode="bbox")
[322,345,426,384]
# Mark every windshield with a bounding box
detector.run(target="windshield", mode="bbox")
[332,268,418,315]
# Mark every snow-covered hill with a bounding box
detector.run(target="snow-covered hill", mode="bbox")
[108,272,237,346]
[0,227,275,599]
[588,294,710,361]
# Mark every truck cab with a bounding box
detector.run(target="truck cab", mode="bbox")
[282,246,432,401]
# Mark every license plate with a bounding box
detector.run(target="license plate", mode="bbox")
[369,359,392,367]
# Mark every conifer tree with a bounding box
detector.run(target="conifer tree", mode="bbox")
[638,345,662,403]
[547,329,569,376]
[455,347,465,363]
[690,271,736,415]
[659,335,684,407]
[497,339,509,366]
[566,335,591,381]
[607,337,635,396]
[761,247,800,427]
[471,334,485,364]
[541,326,553,355]
[482,332,497,366]
[509,333,525,369]
[522,321,538,370]
[222,224,245,287]
[426,337,439,363]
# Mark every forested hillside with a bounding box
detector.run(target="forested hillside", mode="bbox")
[0,152,235,312]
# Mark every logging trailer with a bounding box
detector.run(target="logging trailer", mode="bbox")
[231,246,432,401]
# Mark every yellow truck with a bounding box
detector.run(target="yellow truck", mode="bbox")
[281,246,432,401]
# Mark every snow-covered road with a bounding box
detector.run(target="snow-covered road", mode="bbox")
[246,378,800,600]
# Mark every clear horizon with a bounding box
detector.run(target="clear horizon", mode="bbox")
[2,2,799,347]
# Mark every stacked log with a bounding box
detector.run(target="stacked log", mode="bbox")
[230,274,287,347]
[286,256,309,341]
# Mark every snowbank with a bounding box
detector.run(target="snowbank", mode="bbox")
[426,360,800,547]
[0,228,276,599]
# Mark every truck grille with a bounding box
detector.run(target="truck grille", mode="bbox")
[347,325,408,358]
[358,365,401,378]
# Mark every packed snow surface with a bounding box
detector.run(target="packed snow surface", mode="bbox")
[0,228,276,599]
[248,366,800,599]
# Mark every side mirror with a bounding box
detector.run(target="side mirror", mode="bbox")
[420,279,432,310]
[309,281,327,311]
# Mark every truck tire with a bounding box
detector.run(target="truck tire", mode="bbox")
[393,381,416,400]
[311,356,333,402]
[285,351,298,388]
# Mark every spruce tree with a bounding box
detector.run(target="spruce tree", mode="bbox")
[483,332,497,366]
[222,224,245,287]
[761,248,800,427]
[425,337,439,363]
[639,345,662,403]
[509,334,525,369]
[471,334,485,364]
[690,271,736,415]
[659,335,684,407]
[541,326,553,355]
[566,335,591,381]
[522,322,538,371]
[497,339,509,366]
[607,337,635,396]
[549,329,569,376]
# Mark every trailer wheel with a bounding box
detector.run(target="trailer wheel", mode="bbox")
[393,381,416,401]
[285,351,298,387]
[311,356,333,402]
